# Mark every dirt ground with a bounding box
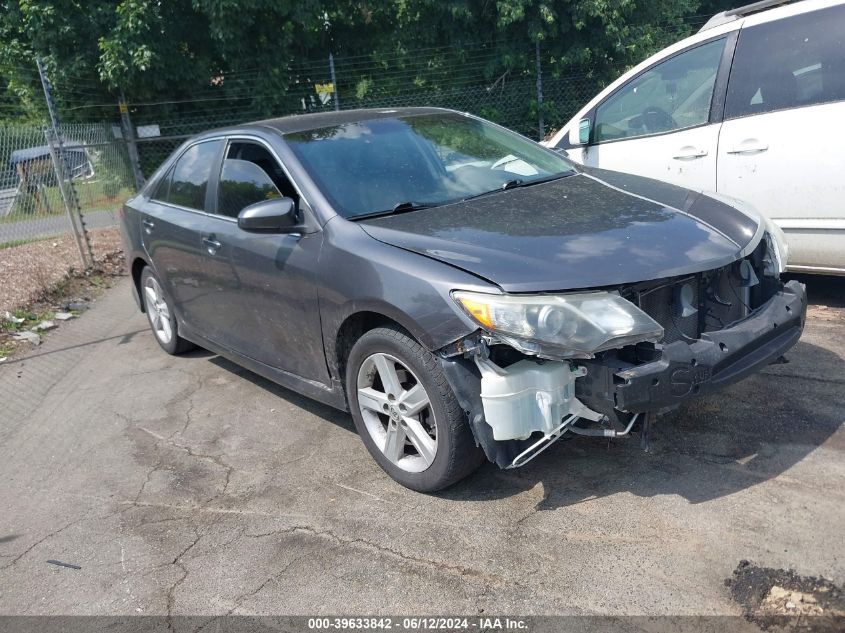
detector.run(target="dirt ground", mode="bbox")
[0,227,123,315]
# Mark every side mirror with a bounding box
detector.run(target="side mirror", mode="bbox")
[237,197,301,234]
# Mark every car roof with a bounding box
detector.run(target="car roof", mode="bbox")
[700,0,843,30]
[699,0,793,31]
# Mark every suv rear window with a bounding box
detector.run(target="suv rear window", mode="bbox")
[725,5,845,119]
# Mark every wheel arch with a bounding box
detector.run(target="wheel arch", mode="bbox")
[331,307,431,386]
[130,255,152,313]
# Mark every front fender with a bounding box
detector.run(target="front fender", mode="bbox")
[318,217,495,381]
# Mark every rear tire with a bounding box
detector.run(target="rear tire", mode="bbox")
[140,266,195,355]
[345,325,484,492]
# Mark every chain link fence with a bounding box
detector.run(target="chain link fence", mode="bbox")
[1,67,610,258]
[0,124,65,247]
[130,72,607,181]
[0,122,134,252]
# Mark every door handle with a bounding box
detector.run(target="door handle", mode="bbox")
[202,236,223,254]
[142,218,155,234]
[672,147,708,160]
[727,140,768,155]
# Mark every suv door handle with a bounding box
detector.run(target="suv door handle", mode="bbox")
[672,146,708,160]
[727,140,769,155]
[142,218,155,233]
[202,236,222,254]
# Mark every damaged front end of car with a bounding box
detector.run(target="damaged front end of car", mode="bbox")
[438,232,807,470]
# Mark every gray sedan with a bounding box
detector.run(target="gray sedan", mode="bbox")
[119,107,805,492]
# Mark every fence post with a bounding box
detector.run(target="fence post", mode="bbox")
[36,57,93,269]
[329,53,340,111]
[43,129,91,269]
[535,40,544,140]
[118,92,146,190]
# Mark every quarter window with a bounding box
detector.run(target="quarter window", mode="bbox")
[216,142,297,219]
[151,166,174,202]
[593,38,725,143]
[724,5,845,119]
[160,140,222,210]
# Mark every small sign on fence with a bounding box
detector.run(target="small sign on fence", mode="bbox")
[315,83,335,105]
[136,124,161,139]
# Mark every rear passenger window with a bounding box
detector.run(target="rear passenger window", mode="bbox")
[216,142,298,219]
[725,5,845,119]
[165,140,222,210]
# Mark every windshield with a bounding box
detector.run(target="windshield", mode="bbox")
[284,112,575,218]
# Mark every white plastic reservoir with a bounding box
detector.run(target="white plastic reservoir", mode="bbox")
[477,358,588,441]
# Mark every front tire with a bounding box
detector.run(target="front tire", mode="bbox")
[346,325,484,492]
[140,266,195,355]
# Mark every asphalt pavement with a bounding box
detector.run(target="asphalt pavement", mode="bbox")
[0,276,842,619]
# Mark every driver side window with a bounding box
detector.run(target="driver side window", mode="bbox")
[216,141,298,219]
[593,38,725,143]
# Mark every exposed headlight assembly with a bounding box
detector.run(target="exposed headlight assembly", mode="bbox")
[452,290,664,358]
[763,221,789,275]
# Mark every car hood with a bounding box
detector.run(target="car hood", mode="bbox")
[358,170,761,293]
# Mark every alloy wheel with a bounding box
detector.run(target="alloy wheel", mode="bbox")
[143,276,173,345]
[356,352,437,473]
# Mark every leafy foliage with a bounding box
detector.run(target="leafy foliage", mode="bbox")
[0,0,736,131]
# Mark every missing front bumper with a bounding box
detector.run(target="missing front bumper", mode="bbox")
[439,280,807,469]
[577,280,807,414]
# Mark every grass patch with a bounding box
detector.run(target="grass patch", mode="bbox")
[0,236,55,249]
[1,308,54,332]
[12,308,37,321]
[0,320,19,333]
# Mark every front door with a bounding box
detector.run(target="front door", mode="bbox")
[198,139,329,384]
[579,37,728,193]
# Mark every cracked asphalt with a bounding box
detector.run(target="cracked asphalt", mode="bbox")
[0,276,843,617]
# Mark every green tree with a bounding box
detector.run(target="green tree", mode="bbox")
[0,0,738,131]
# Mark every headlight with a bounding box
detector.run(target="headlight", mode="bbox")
[452,290,664,357]
[764,220,789,275]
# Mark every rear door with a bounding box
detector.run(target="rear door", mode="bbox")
[717,3,845,271]
[140,139,223,329]
[577,36,730,192]
[197,138,329,383]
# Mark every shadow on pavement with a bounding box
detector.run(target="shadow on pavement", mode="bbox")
[1,329,148,365]
[208,355,355,432]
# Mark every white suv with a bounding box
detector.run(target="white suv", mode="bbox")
[545,0,845,275]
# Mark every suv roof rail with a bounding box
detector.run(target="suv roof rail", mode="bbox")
[698,0,795,32]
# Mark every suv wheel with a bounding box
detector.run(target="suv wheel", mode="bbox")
[140,267,195,355]
[346,325,484,492]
